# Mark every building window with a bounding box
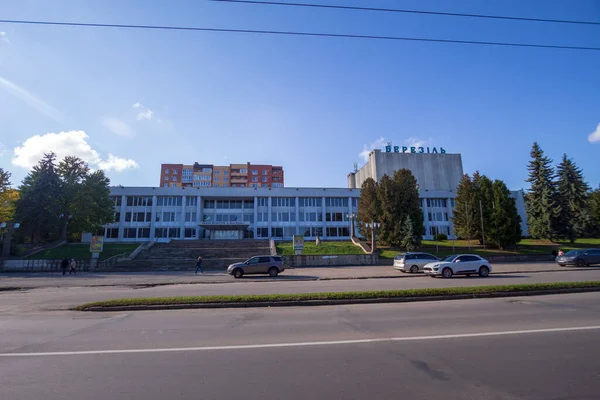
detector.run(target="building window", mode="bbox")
[252,177,258,182]
[173,169,178,175]
[240,168,248,173]
[224,177,228,182]
[273,183,283,188]
[186,197,197,207]
[202,168,212,173]
[261,184,268,187]
[164,176,169,181]
[262,177,268,182]
[163,183,168,187]
[106,228,119,238]
[224,171,229,175]
[185,228,196,238]
[164,169,169,174]
[252,184,258,188]
[171,183,177,187]
[252,170,258,175]
[138,228,150,239]
[257,228,269,238]
[214,170,220,175]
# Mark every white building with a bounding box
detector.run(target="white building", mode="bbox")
[104,186,360,242]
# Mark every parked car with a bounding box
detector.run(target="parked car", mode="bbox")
[227,255,285,278]
[423,254,492,278]
[556,249,600,267]
[394,252,440,273]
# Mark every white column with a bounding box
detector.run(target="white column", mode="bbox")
[150,195,157,239]
[196,196,202,239]
[447,197,454,238]
[348,196,353,237]
[253,196,258,238]
[422,197,429,239]
[295,196,300,235]
[267,196,272,238]
[321,196,327,239]
[180,195,186,239]
[118,195,127,239]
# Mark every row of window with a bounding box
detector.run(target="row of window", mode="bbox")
[204,200,255,209]
[251,170,271,175]
[325,198,350,208]
[429,226,451,236]
[214,170,229,175]
[203,214,254,223]
[425,198,455,208]
[427,212,450,222]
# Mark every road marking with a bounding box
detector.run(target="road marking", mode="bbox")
[2,325,599,357]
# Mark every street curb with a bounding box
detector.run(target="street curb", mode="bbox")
[79,286,600,312]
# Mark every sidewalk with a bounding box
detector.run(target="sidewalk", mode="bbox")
[0,262,590,290]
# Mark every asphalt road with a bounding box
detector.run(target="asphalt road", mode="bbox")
[2,269,600,314]
[2,292,600,399]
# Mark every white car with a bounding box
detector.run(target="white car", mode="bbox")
[423,254,492,278]
[393,252,440,273]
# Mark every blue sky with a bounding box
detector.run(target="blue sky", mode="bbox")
[0,0,599,190]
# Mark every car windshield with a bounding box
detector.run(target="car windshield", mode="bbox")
[564,250,582,256]
[394,254,405,260]
[443,255,458,262]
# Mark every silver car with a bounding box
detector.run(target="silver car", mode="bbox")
[394,252,440,273]
[227,255,285,278]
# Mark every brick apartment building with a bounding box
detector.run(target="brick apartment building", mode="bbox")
[160,162,284,188]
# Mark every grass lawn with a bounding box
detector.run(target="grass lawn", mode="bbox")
[27,243,140,260]
[379,238,600,259]
[76,281,600,310]
[276,241,364,256]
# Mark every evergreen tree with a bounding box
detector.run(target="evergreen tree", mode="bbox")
[15,153,62,244]
[587,189,600,237]
[400,215,419,251]
[489,180,522,249]
[472,172,494,245]
[357,178,379,238]
[525,142,559,239]
[376,174,396,245]
[452,174,477,241]
[391,169,424,247]
[0,168,17,222]
[555,154,590,243]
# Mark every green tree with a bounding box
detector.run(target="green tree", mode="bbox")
[376,174,396,245]
[587,189,600,236]
[555,154,590,243]
[357,178,379,238]
[390,169,424,247]
[525,142,559,240]
[400,215,419,251]
[472,172,494,245]
[0,168,18,222]
[58,156,91,241]
[488,180,522,249]
[452,174,477,241]
[15,153,62,244]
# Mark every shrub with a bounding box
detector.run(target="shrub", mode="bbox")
[434,233,448,241]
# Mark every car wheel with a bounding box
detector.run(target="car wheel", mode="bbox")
[410,265,419,274]
[466,274,471,277]
[478,266,490,277]
[233,269,244,279]
[577,259,586,267]
[268,267,279,277]
[429,275,437,278]
[442,267,453,279]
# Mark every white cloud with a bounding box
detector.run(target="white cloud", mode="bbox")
[0,32,8,44]
[98,154,139,172]
[132,102,153,121]
[588,123,600,143]
[405,136,433,148]
[136,109,153,121]
[359,137,386,162]
[11,130,138,172]
[103,118,135,138]
[0,75,68,123]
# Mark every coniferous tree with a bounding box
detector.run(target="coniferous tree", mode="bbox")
[357,178,379,238]
[400,215,419,251]
[555,154,590,243]
[489,180,522,249]
[452,174,477,241]
[587,189,600,237]
[525,142,559,240]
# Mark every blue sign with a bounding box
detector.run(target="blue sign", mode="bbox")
[385,144,446,154]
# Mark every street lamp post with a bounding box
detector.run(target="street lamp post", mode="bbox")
[346,212,356,239]
[1,222,21,258]
[364,221,381,254]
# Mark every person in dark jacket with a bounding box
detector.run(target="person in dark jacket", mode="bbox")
[195,256,204,275]
[61,258,69,275]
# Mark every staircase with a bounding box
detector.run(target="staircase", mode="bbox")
[98,239,271,272]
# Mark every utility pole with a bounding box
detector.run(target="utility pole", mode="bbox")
[465,201,471,250]
[433,211,439,253]
[479,200,486,249]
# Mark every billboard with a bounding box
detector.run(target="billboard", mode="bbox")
[90,236,104,253]
[293,235,305,251]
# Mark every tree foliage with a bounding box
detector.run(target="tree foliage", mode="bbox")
[525,142,560,240]
[356,178,379,238]
[0,168,18,223]
[400,215,419,251]
[555,154,590,243]
[488,180,522,249]
[15,153,114,243]
[452,175,477,241]
[588,190,600,237]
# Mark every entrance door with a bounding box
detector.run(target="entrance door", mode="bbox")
[214,230,239,240]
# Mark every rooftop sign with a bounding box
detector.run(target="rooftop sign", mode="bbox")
[385,144,446,154]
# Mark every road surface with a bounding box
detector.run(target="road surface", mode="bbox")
[2,269,600,314]
[1,292,600,399]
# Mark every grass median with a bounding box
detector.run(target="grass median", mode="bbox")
[75,281,600,310]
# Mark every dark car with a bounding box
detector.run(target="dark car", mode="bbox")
[227,255,285,278]
[556,249,600,267]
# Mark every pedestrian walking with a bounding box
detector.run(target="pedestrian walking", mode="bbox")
[552,249,558,260]
[61,258,69,276]
[195,256,204,275]
[69,258,77,275]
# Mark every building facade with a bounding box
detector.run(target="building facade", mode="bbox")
[160,162,284,188]
[104,186,358,242]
